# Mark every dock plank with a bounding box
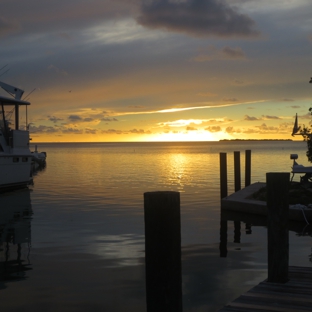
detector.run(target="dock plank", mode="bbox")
[218,266,312,311]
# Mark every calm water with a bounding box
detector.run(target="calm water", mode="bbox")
[0,141,312,311]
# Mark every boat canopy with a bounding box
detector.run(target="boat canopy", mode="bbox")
[0,95,30,131]
[0,95,30,106]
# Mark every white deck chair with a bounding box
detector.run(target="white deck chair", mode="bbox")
[290,154,312,183]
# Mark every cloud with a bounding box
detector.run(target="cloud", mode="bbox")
[233,79,245,85]
[225,126,234,133]
[241,115,282,124]
[68,115,82,122]
[0,16,19,37]
[106,100,266,118]
[299,113,312,120]
[225,126,241,133]
[101,128,151,135]
[102,117,118,122]
[262,115,280,120]
[244,115,259,121]
[29,124,59,133]
[222,46,246,59]
[85,128,98,134]
[196,92,217,97]
[101,129,123,134]
[223,98,238,102]
[128,105,146,108]
[255,123,279,132]
[129,128,149,134]
[0,0,140,38]
[48,65,69,76]
[45,111,118,130]
[137,0,260,38]
[58,32,72,41]
[62,128,83,134]
[48,116,64,123]
[281,98,295,102]
[160,119,203,127]
[194,46,246,62]
[67,114,115,123]
[242,128,258,134]
[186,126,197,130]
[290,105,300,108]
[205,126,221,132]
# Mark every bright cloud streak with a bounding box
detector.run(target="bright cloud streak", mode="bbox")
[94,100,269,118]
[160,119,204,127]
[156,100,268,114]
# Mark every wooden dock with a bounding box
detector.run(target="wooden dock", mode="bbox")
[218,266,312,311]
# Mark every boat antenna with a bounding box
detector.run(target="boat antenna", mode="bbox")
[0,64,9,77]
[23,88,36,101]
[0,64,8,72]
[0,69,9,77]
[26,105,28,130]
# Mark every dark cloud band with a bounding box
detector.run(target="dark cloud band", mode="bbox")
[137,0,260,38]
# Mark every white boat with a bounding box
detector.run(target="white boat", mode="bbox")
[0,81,33,189]
[31,144,47,168]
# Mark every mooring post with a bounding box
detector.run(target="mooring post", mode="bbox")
[220,153,228,257]
[244,150,252,235]
[234,151,241,192]
[245,150,251,187]
[220,153,228,199]
[233,151,242,239]
[266,172,290,283]
[144,191,182,312]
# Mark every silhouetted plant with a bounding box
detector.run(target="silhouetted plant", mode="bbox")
[300,107,312,163]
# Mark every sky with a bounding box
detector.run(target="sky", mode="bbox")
[0,0,312,142]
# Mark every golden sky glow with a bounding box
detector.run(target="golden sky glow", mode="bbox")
[1,0,312,142]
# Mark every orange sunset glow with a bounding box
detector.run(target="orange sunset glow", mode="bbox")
[1,0,312,142]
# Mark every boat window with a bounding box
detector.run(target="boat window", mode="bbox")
[0,144,3,152]
[22,157,28,162]
[13,157,19,162]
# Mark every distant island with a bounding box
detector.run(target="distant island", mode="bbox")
[219,139,293,141]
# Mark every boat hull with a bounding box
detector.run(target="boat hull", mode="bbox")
[0,155,32,189]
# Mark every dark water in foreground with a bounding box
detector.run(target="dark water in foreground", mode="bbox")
[0,141,311,311]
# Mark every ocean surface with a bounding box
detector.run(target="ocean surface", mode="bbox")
[0,141,311,311]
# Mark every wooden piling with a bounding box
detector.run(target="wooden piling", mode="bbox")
[245,150,251,187]
[220,153,228,199]
[234,151,241,192]
[266,172,290,283]
[220,153,228,258]
[144,191,182,312]
[245,150,251,234]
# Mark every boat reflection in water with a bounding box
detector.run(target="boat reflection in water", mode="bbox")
[0,188,32,289]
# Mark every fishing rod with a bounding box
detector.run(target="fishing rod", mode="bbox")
[0,64,8,72]
[0,64,9,77]
[23,88,36,101]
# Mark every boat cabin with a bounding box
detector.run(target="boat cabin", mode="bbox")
[0,97,30,152]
